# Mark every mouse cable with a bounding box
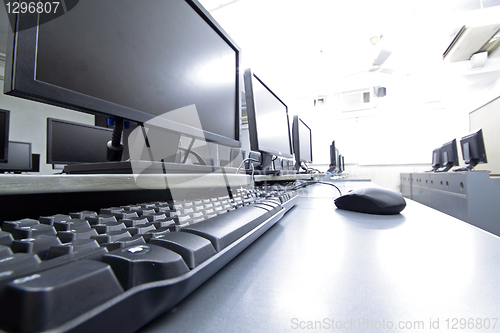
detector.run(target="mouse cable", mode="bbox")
[301,162,321,174]
[291,180,342,197]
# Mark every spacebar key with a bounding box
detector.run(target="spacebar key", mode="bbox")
[181,206,271,252]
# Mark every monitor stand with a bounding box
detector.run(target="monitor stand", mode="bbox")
[252,152,280,176]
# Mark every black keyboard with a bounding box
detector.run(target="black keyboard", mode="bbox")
[0,186,298,333]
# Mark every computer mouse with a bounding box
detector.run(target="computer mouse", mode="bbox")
[334,187,406,215]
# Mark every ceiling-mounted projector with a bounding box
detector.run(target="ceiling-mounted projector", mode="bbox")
[444,23,500,62]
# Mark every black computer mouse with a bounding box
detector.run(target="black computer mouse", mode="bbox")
[334,187,406,215]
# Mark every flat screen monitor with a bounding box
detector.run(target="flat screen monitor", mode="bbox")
[292,116,313,170]
[30,154,40,172]
[243,69,293,172]
[431,147,442,171]
[327,141,337,173]
[0,141,32,173]
[47,118,113,165]
[0,109,10,163]
[459,128,487,171]
[440,139,459,172]
[4,0,241,159]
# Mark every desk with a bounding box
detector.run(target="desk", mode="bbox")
[0,173,252,222]
[401,171,500,237]
[140,181,500,332]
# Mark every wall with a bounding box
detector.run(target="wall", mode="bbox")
[469,96,500,175]
[288,50,500,192]
[1,60,95,175]
[314,163,431,192]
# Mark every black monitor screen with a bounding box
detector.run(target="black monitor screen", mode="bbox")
[460,128,487,169]
[292,116,312,163]
[0,141,32,172]
[244,69,292,158]
[47,118,113,165]
[5,0,240,147]
[0,109,10,163]
[328,141,336,172]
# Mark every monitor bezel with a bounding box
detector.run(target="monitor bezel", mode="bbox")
[4,0,241,148]
[0,109,10,163]
[46,117,113,165]
[292,115,313,163]
[243,68,293,159]
[0,141,32,172]
[460,128,487,165]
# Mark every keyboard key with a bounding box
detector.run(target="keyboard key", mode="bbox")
[45,239,100,259]
[69,211,97,219]
[124,224,156,236]
[0,245,13,259]
[10,235,62,258]
[182,205,270,252]
[145,213,168,222]
[92,221,127,234]
[38,215,72,226]
[150,219,175,229]
[101,235,146,251]
[113,211,140,220]
[86,214,118,225]
[176,214,191,225]
[12,224,57,240]
[150,232,216,269]
[121,217,149,227]
[0,252,41,272]
[2,219,39,233]
[57,228,98,243]
[0,260,124,333]
[91,230,132,244]
[102,244,189,289]
[99,207,124,215]
[53,219,91,231]
[0,231,13,247]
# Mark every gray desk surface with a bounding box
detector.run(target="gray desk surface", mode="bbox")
[139,181,500,332]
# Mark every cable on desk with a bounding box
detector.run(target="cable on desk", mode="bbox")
[292,180,342,197]
[236,158,260,174]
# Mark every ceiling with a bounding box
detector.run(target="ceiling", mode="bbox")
[199,0,500,100]
[1,0,499,101]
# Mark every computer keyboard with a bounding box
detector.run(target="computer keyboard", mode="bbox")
[0,185,298,333]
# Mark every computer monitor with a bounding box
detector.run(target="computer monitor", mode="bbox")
[0,141,32,173]
[292,115,313,171]
[327,141,337,173]
[4,0,241,170]
[431,147,442,172]
[30,154,40,173]
[440,139,459,172]
[47,118,113,165]
[458,129,487,171]
[339,154,344,173]
[243,69,293,173]
[0,109,10,163]
[337,154,343,174]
